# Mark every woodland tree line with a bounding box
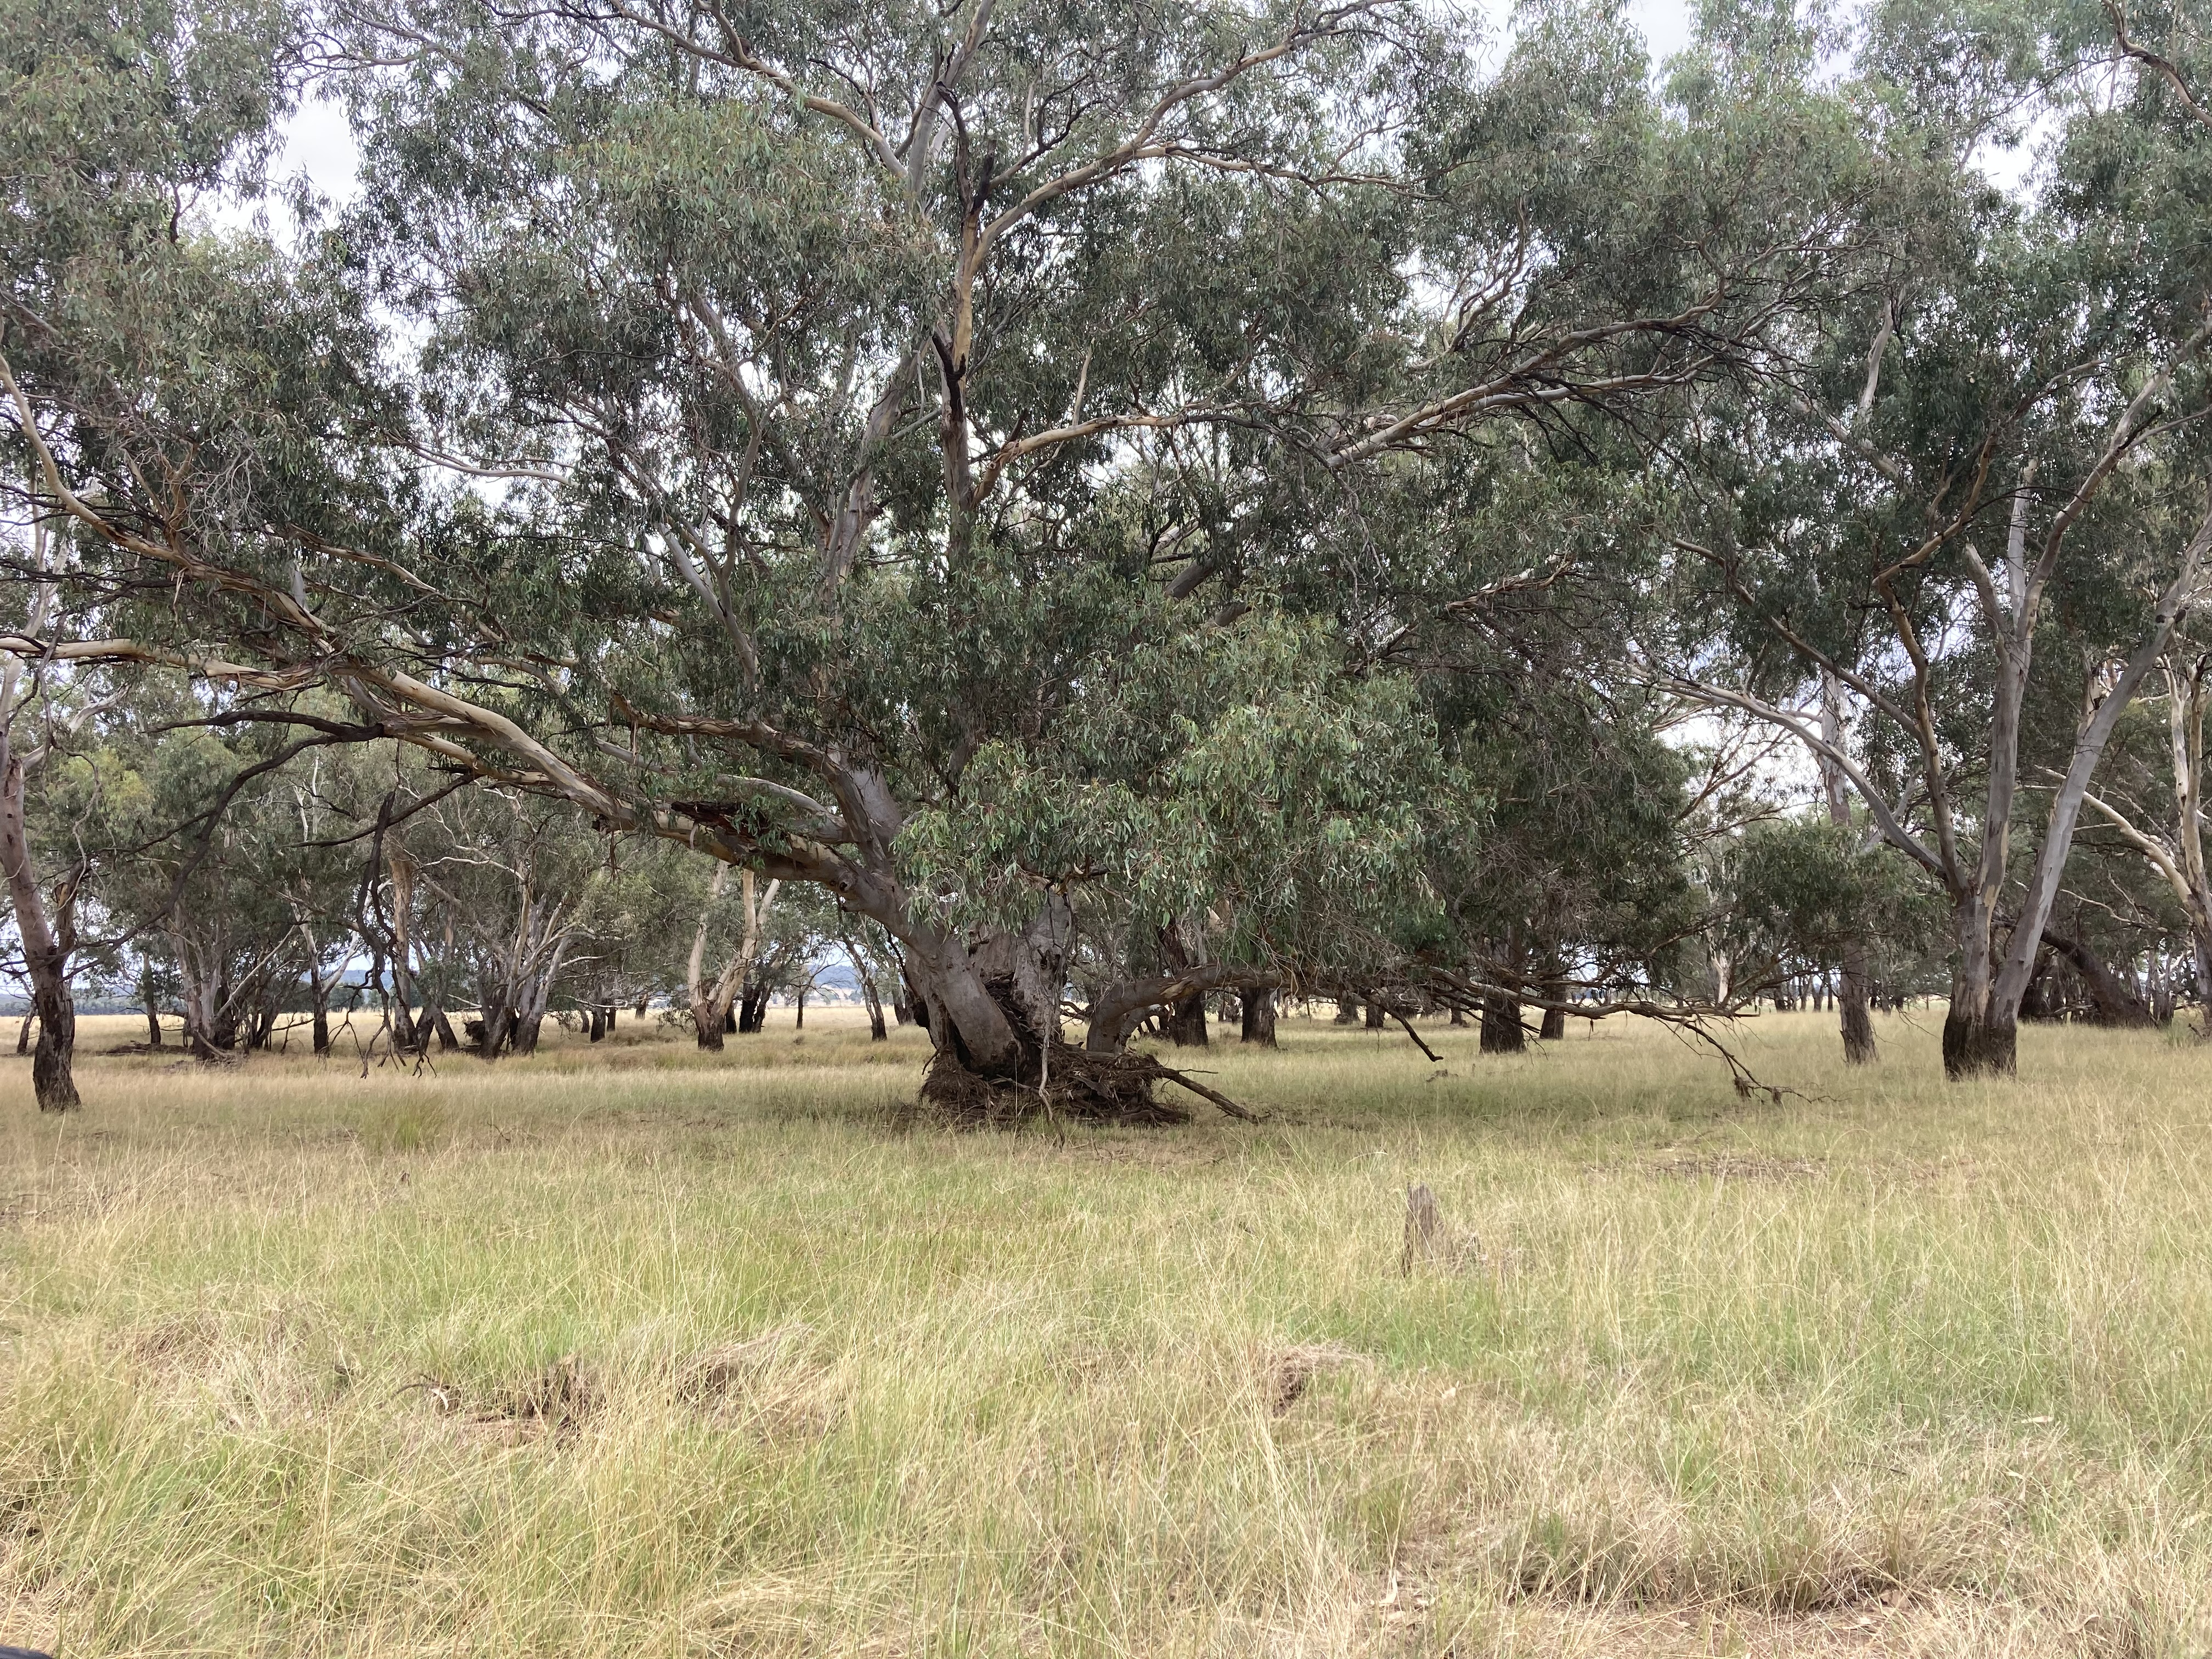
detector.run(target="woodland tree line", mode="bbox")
[3,0,2211,1119]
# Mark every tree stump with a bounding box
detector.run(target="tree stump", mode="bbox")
[1402,1183,1442,1274]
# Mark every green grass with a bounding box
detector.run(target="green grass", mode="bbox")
[3,1006,2210,1656]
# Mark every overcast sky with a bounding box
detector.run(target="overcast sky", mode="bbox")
[268,1,1703,208]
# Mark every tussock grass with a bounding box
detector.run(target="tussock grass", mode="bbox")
[2,1007,2210,1655]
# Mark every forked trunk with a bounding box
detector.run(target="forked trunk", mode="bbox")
[428,1003,461,1051]
[1942,1003,2017,1078]
[687,867,777,1050]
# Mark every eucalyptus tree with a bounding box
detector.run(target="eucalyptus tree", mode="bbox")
[55,692,375,1055]
[392,782,610,1056]
[5,0,1836,1112]
[1655,0,2212,1077]
[680,861,780,1049]
[562,833,704,1032]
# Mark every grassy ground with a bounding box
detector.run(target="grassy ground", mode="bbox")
[2,1005,2209,1657]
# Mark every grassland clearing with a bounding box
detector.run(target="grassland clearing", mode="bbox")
[2,1008,2209,1656]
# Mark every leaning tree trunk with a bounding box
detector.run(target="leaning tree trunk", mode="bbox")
[1239,986,1277,1047]
[0,736,77,1110]
[427,1002,460,1051]
[2045,930,2158,1028]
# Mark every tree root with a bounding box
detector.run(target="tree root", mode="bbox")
[909,1042,1259,1128]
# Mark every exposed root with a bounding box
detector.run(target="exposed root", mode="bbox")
[909,1042,1259,1128]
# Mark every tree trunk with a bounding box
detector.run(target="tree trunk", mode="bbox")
[387,849,422,1054]
[1837,943,1876,1064]
[15,1013,30,1055]
[795,985,806,1029]
[692,992,728,1051]
[1363,1000,1386,1030]
[142,961,163,1047]
[859,969,887,1040]
[0,737,77,1110]
[1538,963,1567,1040]
[2044,931,2158,1028]
[175,946,233,1059]
[588,1004,606,1042]
[1817,672,1879,1064]
[428,1002,460,1051]
[1480,991,1525,1054]
[1334,995,1360,1025]
[1167,992,1209,1045]
[687,866,777,1051]
[1942,886,2010,1079]
[738,986,767,1034]
[1239,986,1277,1046]
[1158,922,1209,1047]
[1941,1002,2017,1078]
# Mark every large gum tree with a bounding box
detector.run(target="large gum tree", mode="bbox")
[7,0,1827,1109]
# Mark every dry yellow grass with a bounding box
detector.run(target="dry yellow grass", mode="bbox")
[2,1005,2209,1656]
